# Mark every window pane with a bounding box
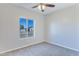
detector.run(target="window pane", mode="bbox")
[19,16,28,38]
[28,19,34,37]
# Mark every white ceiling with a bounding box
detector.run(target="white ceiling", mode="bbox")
[14,3,76,15]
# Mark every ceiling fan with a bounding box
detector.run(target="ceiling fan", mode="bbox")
[32,3,55,12]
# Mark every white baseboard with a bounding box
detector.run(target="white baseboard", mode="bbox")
[0,40,44,54]
[46,41,79,53]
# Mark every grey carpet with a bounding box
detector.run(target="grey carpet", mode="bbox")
[0,42,79,56]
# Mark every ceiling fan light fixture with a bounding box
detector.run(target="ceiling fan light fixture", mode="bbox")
[38,4,46,11]
[38,5,41,10]
[42,5,46,10]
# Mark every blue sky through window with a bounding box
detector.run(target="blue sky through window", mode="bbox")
[28,19,33,28]
[19,16,27,28]
[19,17,33,29]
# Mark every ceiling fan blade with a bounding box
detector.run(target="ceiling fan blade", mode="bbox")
[45,4,55,7]
[32,5,38,8]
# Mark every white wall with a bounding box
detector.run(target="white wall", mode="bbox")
[45,4,79,52]
[0,4,45,53]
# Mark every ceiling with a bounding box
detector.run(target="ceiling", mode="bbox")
[14,3,76,15]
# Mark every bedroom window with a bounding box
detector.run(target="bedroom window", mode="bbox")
[19,16,34,38]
